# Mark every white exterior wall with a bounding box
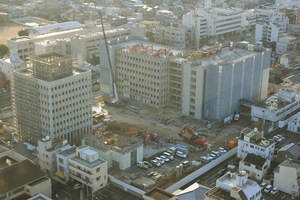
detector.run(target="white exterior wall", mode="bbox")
[237,139,275,160]
[287,116,300,133]
[37,69,92,142]
[0,59,25,81]
[239,160,270,181]
[26,177,52,198]
[274,163,300,195]
[56,149,76,182]
[69,147,108,191]
[255,23,263,42]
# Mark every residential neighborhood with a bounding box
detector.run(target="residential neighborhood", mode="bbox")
[0,0,300,200]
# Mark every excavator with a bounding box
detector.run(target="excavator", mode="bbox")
[178,127,208,146]
[143,130,160,143]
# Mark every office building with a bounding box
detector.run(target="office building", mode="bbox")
[11,54,92,145]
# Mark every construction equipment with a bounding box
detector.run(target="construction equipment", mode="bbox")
[99,11,118,104]
[225,140,237,150]
[129,127,142,138]
[143,130,160,143]
[178,127,208,146]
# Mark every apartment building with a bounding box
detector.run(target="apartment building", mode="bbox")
[69,146,108,192]
[56,145,76,183]
[37,137,73,176]
[205,171,261,200]
[237,127,275,160]
[11,54,92,145]
[273,159,300,196]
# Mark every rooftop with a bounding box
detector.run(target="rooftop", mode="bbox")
[144,187,175,200]
[243,153,267,167]
[70,156,105,169]
[280,159,300,171]
[0,160,47,194]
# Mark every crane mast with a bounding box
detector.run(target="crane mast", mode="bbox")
[99,11,119,104]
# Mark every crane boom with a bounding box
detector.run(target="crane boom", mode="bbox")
[99,11,118,104]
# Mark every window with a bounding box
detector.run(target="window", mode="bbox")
[96,176,100,181]
[96,167,100,172]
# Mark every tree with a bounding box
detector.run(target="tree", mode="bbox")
[146,31,155,42]
[0,44,8,58]
[17,29,29,36]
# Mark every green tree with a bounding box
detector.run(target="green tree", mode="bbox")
[17,29,29,36]
[0,44,8,58]
[146,31,155,42]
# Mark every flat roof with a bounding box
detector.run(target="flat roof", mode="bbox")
[0,159,47,194]
[280,159,300,171]
[144,187,175,200]
[83,148,97,156]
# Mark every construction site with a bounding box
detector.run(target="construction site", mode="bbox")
[89,95,246,191]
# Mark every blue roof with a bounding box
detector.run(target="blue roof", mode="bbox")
[33,21,84,33]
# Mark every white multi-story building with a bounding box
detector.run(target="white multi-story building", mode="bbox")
[7,23,129,62]
[0,50,25,82]
[237,127,275,160]
[251,89,300,131]
[55,145,76,183]
[101,40,271,122]
[37,137,73,176]
[164,26,186,49]
[205,171,261,200]
[182,7,241,39]
[273,159,300,196]
[239,153,270,181]
[69,146,108,192]
[276,34,299,55]
[11,54,92,145]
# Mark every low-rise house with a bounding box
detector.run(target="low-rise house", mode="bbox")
[204,171,261,200]
[239,153,270,181]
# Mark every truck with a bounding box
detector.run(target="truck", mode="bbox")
[225,140,237,150]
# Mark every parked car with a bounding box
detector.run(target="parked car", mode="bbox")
[137,161,148,169]
[74,183,82,190]
[160,155,170,162]
[199,156,209,163]
[182,160,190,167]
[212,150,221,156]
[208,153,217,159]
[218,147,227,154]
[260,182,267,189]
[270,187,279,195]
[264,184,272,193]
[176,151,187,158]
[163,152,174,160]
[143,161,153,168]
[150,159,161,167]
[273,135,282,143]
[276,134,285,141]
[155,157,165,165]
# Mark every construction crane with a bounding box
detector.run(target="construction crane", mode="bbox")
[99,11,118,104]
[178,127,208,146]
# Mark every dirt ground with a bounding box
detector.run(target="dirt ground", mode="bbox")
[0,23,26,45]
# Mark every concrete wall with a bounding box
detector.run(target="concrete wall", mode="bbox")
[165,147,237,193]
[109,175,145,197]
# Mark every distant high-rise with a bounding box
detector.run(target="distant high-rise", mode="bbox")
[11,54,92,145]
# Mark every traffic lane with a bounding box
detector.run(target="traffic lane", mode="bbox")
[52,179,80,200]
